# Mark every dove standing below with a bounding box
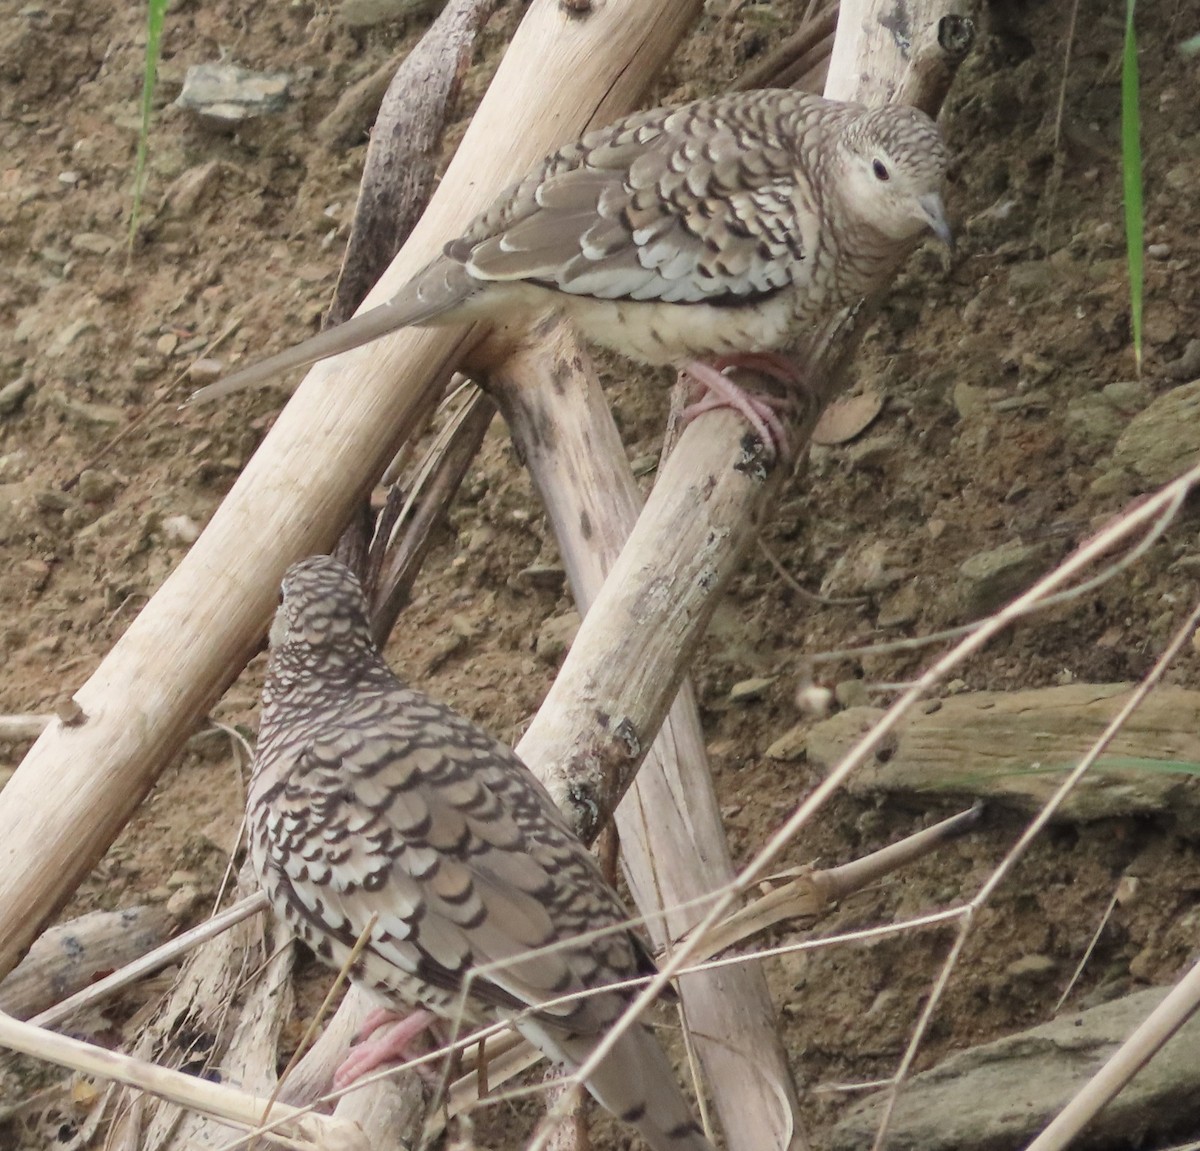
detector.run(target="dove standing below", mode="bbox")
[192,88,950,456]
[247,555,716,1151]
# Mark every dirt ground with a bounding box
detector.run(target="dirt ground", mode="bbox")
[2,0,1200,1147]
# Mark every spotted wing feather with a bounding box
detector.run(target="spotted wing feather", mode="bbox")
[252,682,642,1033]
[449,89,831,306]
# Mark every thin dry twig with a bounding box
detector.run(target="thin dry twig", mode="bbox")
[0,1010,356,1151]
[0,715,53,742]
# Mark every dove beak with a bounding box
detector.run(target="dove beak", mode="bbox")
[920,192,954,250]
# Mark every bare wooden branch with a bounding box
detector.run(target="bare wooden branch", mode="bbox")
[30,895,268,1030]
[0,966,356,1151]
[491,325,805,1151]
[367,388,497,643]
[0,714,51,742]
[325,0,500,327]
[825,0,973,107]
[0,906,172,1020]
[732,3,838,91]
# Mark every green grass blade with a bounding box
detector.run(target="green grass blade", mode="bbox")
[130,0,171,250]
[1121,0,1144,374]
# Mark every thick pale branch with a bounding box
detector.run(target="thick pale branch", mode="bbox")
[493,326,803,1151]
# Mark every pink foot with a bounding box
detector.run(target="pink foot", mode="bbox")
[333,1007,437,1090]
[680,358,795,462]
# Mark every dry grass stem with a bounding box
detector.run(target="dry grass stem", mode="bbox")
[0,1010,353,1151]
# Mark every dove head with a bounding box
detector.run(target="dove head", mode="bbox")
[270,555,375,656]
[836,103,951,249]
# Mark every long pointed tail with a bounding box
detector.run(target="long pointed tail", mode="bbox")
[186,258,478,405]
[519,1018,717,1151]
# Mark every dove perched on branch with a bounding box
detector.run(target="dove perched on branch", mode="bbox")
[247,555,717,1151]
[192,89,950,457]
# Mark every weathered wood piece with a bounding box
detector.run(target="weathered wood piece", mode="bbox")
[807,684,1200,821]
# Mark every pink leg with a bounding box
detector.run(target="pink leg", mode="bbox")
[333,1007,437,1089]
[680,359,793,462]
[710,350,804,387]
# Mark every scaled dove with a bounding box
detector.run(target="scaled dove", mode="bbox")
[248,555,716,1151]
[193,89,950,456]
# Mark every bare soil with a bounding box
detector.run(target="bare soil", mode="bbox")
[2,0,1200,1147]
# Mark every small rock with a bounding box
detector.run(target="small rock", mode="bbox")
[1128,945,1156,983]
[0,377,34,416]
[1064,395,1124,449]
[846,433,899,471]
[1111,379,1200,486]
[957,541,1049,617]
[156,333,178,357]
[812,391,883,446]
[315,58,399,149]
[50,394,123,425]
[876,582,920,629]
[729,676,775,703]
[162,514,201,544]
[76,469,120,503]
[187,358,223,382]
[630,453,658,477]
[339,0,443,24]
[535,611,581,665]
[0,451,30,482]
[952,380,987,418]
[166,885,202,919]
[1147,243,1171,260]
[161,161,225,218]
[1163,339,1200,381]
[1089,467,1136,498]
[34,489,72,513]
[1101,379,1149,409]
[48,317,97,355]
[1006,260,1055,299]
[166,869,202,888]
[833,679,869,709]
[70,232,117,255]
[1164,163,1196,192]
[1006,954,1056,981]
[514,562,565,592]
[176,63,291,125]
[464,524,496,554]
[765,724,807,761]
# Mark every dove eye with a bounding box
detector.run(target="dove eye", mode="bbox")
[872,159,890,182]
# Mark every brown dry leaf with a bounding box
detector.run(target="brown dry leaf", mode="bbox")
[811,391,884,445]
